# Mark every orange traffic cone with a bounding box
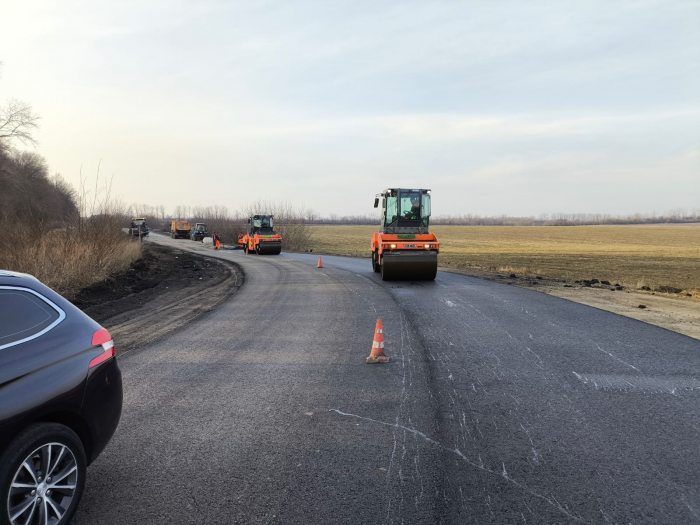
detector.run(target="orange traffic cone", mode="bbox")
[366,319,388,364]
[317,256,324,268]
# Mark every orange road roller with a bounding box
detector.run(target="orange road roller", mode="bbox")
[238,214,283,255]
[371,188,439,280]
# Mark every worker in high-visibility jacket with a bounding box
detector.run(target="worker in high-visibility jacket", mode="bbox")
[403,196,421,220]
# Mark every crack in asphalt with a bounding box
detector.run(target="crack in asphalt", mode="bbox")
[329,409,585,523]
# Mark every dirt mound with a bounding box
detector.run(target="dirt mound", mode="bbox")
[71,244,242,353]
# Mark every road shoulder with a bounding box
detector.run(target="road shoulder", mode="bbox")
[71,243,243,354]
[440,266,700,340]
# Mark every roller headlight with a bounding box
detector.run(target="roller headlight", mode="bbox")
[390,244,397,249]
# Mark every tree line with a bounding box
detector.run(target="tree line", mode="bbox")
[129,203,700,231]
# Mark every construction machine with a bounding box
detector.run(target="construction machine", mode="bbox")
[129,218,149,237]
[371,188,439,280]
[237,214,282,255]
[191,222,208,241]
[170,220,191,239]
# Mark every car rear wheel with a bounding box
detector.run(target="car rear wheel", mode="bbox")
[0,423,86,525]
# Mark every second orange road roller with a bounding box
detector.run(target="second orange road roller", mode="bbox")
[371,188,439,280]
[238,214,283,255]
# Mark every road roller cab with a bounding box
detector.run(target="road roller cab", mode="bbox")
[238,214,283,255]
[371,188,439,280]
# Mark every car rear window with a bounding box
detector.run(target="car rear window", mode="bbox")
[0,288,63,348]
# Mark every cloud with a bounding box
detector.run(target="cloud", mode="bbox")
[196,108,700,147]
[0,0,698,217]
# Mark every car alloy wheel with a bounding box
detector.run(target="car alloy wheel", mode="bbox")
[7,443,79,525]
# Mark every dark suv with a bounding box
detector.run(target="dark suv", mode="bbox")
[0,271,123,525]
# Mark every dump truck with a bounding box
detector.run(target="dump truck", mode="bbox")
[129,218,149,237]
[371,188,439,280]
[191,222,208,241]
[170,220,191,239]
[237,214,282,255]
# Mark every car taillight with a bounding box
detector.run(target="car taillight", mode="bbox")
[90,328,115,368]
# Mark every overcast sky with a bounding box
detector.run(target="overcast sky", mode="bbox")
[1,0,698,217]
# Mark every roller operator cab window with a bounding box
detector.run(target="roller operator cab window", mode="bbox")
[400,191,422,220]
[0,288,62,348]
[385,196,398,226]
[253,217,273,229]
[421,193,431,225]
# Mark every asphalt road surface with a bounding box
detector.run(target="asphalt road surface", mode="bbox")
[73,234,700,524]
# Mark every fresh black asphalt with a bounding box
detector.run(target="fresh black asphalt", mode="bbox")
[72,235,700,524]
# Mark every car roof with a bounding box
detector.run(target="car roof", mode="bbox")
[0,270,41,286]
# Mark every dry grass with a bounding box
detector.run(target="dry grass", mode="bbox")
[307,224,700,295]
[0,219,142,299]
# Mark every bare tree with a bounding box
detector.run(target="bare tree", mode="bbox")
[0,99,41,146]
[11,150,47,181]
[0,148,78,232]
[174,205,192,220]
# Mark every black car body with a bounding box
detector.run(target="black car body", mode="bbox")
[0,270,123,524]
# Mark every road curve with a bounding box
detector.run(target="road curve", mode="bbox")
[73,234,700,524]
